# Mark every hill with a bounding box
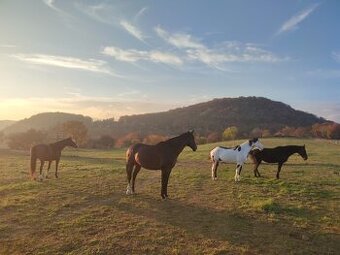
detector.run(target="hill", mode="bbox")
[116,97,326,136]
[1,97,328,138]
[2,112,92,134]
[0,120,16,131]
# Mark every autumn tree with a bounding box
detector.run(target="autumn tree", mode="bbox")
[207,132,221,143]
[143,134,167,144]
[222,126,238,140]
[61,121,88,146]
[115,132,141,148]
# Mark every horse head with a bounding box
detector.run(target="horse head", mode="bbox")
[186,130,197,151]
[248,138,264,150]
[67,137,78,148]
[299,145,308,160]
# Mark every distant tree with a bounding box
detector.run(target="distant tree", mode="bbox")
[143,134,167,145]
[86,135,115,149]
[196,136,207,145]
[222,126,238,140]
[7,129,46,150]
[293,127,310,138]
[115,132,141,148]
[280,126,296,137]
[0,131,4,144]
[207,132,221,143]
[250,128,262,138]
[326,123,340,139]
[262,129,271,138]
[61,121,88,146]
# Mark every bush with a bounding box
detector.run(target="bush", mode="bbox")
[7,129,47,150]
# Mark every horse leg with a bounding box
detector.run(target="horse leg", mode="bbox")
[46,161,51,179]
[125,161,134,195]
[39,160,45,181]
[161,168,172,199]
[131,165,141,194]
[55,159,60,178]
[234,164,242,182]
[254,161,261,177]
[211,161,219,180]
[276,162,283,179]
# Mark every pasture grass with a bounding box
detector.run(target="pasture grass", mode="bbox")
[0,138,339,254]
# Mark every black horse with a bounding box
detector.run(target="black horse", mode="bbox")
[30,137,78,180]
[125,130,197,199]
[249,145,308,179]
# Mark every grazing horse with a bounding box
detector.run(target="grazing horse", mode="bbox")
[210,138,264,182]
[249,145,308,179]
[125,130,197,199]
[30,137,78,180]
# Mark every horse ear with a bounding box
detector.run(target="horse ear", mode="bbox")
[248,140,252,146]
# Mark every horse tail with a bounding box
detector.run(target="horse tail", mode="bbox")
[209,147,217,162]
[30,147,37,179]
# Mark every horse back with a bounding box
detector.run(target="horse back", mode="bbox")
[30,144,55,161]
[126,143,169,170]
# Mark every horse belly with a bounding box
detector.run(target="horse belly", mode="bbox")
[219,151,237,163]
[135,152,161,170]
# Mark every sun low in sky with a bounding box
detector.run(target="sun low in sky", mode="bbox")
[0,0,339,122]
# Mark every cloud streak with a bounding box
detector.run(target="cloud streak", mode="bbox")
[12,53,120,77]
[277,4,319,35]
[102,46,183,66]
[154,26,287,69]
[120,20,146,42]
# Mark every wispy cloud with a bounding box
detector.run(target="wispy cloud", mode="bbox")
[155,26,204,49]
[276,4,319,35]
[102,46,183,66]
[12,53,121,77]
[134,7,148,22]
[0,44,17,48]
[155,26,287,70]
[120,20,146,42]
[332,51,340,63]
[74,2,115,25]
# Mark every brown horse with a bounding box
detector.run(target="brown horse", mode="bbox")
[249,145,308,179]
[125,130,197,199]
[30,137,78,180]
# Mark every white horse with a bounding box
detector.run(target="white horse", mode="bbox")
[210,138,264,182]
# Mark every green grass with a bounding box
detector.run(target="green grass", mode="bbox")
[0,138,339,254]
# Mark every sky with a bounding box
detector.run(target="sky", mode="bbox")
[0,0,339,122]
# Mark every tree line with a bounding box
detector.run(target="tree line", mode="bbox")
[1,120,339,151]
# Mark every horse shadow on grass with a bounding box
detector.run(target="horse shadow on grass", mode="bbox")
[111,193,338,254]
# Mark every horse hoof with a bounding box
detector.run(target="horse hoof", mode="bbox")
[38,175,44,182]
[212,177,217,181]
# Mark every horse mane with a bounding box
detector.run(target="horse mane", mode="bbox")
[158,132,190,146]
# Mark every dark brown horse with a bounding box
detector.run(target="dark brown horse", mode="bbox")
[30,137,78,180]
[249,145,308,179]
[125,130,197,199]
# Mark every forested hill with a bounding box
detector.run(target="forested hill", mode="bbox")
[2,112,92,134]
[1,97,328,137]
[117,97,326,136]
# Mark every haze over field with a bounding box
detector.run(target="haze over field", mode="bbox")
[0,0,339,122]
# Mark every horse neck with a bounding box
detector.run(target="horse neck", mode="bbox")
[286,146,301,157]
[167,135,188,156]
[52,140,69,151]
[240,141,253,155]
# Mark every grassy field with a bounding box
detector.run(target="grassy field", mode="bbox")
[0,138,339,254]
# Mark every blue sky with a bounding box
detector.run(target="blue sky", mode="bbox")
[0,0,339,122]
